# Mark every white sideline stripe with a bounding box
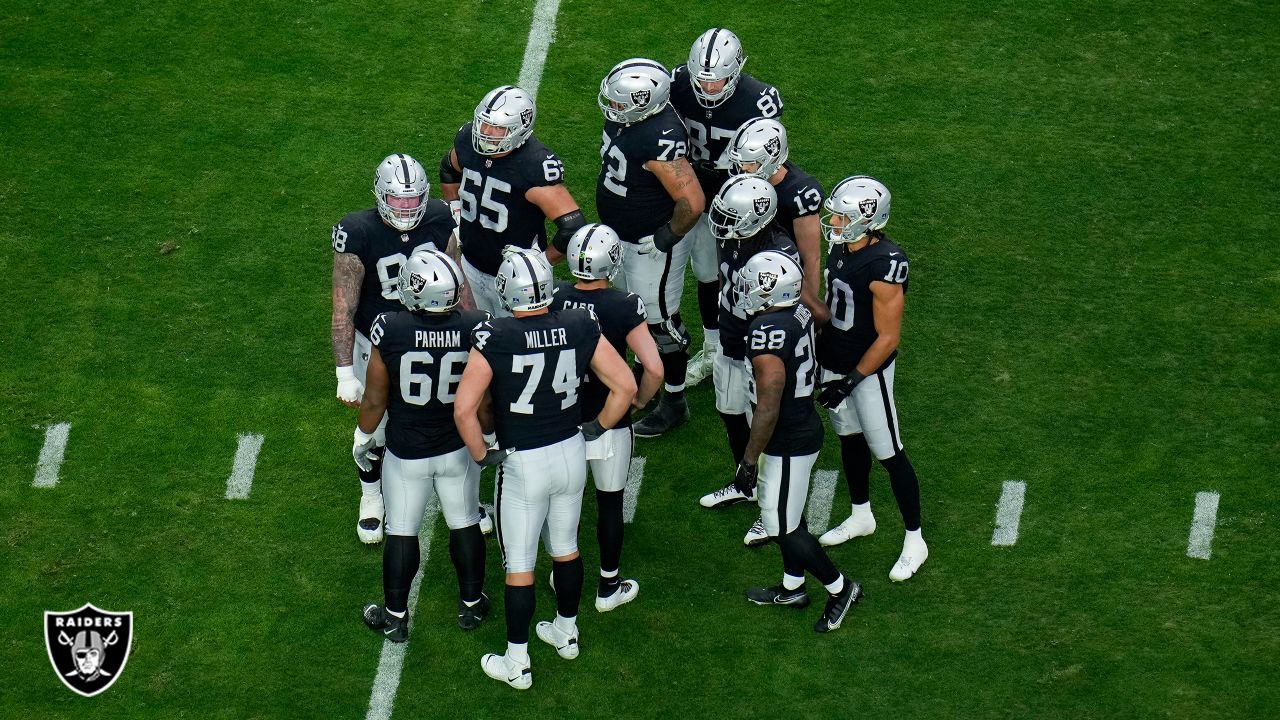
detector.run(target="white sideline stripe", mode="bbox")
[806,470,839,534]
[1186,491,1219,560]
[516,0,561,99]
[366,498,441,720]
[32,422,71,488]
[224,433,264,500]
[623,456,645,524]
[991,480,1026,546]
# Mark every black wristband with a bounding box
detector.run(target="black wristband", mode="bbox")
[551,209,587,253]
[653,223,682,253]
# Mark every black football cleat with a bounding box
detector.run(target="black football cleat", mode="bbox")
[746,583,812,609]
[363,603,408,643]
[457,593,491,631]
[633,394,689,438]
[814,580,863,634]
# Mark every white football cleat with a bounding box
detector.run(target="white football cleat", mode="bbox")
[595,579,638,612]
[889,534,929,582]
[357,493,385,544]
[478,504,494,535]
[699,481,756,509]
[819,511,877,547]
[684,343,717,387]
[481,652,531,690]
[743,515,770,547]
[535,620,580,660]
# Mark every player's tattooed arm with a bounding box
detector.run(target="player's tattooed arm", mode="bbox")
[793,215,830,326]
[331,251,365,366]
[647,157,705,235]
[744,354,786,465]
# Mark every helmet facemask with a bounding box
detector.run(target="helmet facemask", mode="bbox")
[472,86,537,156]
[373,154,429,232]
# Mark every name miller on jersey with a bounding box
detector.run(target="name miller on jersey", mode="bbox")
[414,330,464,348]
[525,328,568,348]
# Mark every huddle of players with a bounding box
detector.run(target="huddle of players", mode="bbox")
[329,27,928,690]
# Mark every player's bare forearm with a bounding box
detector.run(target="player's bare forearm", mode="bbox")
[857,281,903,375]
[331,252,365,366]
[455,351,494,460]
[591,338,638,428]
[440,182,460,202]
[357,350,388,431]
[650,158,704,235]
[745,374,783,465]
[855,335,899,377]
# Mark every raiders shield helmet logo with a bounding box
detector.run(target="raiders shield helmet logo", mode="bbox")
[763,137,781,156]
[858,197,878,219]
[758,270,779,294]
[753,197,771,216]
[520,107,534,127]
[45,603,134,697]
[408,272,427,293]
[630,89,651,106]
[494,273,507,296]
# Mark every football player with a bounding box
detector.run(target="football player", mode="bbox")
[355,250,492,642]
[551,224,664,612]
[736,251,863,633]
[332,153,459,544]
[726,118,829,325]
[813,177,927,582]
[595,58,705,438]
[454,249,637,690]
[670,28,785,391]
[694,176,799,547]
[439,86,586,317]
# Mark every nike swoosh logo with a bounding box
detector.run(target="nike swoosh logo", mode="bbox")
[383,627,398,635]
[759,325,774,331]
[661,129,674,135]
[889,252,901,256]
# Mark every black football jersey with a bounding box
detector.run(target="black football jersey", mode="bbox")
[452,123,567,275]
[370,308,489,459]
[771,162,825,243]
[596,106,690,243]
[550,283,647,428]
[717,227,799,360]
[669,66,784,201]
[818,236,910,374]
[746,303,824,456]
[473,308,601,451]
[332,204,454,335]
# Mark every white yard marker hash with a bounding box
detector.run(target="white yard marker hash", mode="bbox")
[366,499,441,720]
[991,480,1026,547]
[32,422,72,488]
[623,456,645,524]
[1186,491,1220,560]
[806,470,839,534]
[224,433,264,500]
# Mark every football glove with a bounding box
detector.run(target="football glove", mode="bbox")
[352,426,378,472]
[635,234,658,256]
[733,461,758,496]
[816,370,867,409]
[337,365,364,405]
[581,418,606,442]
[478,447,513,467]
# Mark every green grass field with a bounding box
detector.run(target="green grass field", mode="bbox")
[2,1,1277,717]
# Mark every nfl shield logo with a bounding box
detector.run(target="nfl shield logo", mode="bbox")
[858,197,878,218]
[400,234,410,243]
[753,197,771,216]
[630,89,651,106]
[45,603,134,697]
[484,159,493,168]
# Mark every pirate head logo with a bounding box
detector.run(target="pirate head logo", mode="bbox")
[753,197,771,216]
[407,272,428,294]
[763,137,781,156]
[519,107,534,128]
[607,242,621,265]
[858,197,878,219]
[494,273,507,297]
[758,270,779,294]
[45,603,133,697]
[630,89,651,106]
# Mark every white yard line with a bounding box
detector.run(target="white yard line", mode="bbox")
[991,480,1026,547]
[224,433,264,500]
[1186,491,1220,560]
[366,498,441,720]
[623,456,645,524]
[806,470,839,534]
[32,422,72,488]
[516,0,561,99]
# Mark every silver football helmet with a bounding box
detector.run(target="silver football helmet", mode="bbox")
[566,223,623,281]
[398,249,463,313]
[495,248,555,312]
[372,153,429,231]
[598,59,671,125]
[737,250,804,315]
[727,118,789,180]
[821,176,891,247]
[687,28,747,108]
[709,175,778,240]
[472,85,537,156]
